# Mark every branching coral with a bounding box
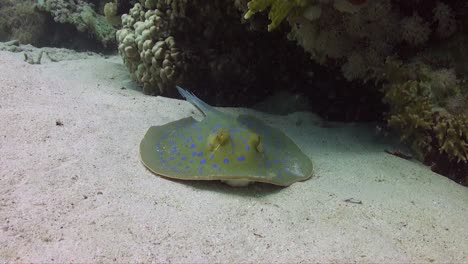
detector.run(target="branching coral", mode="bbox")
[433,113,468,163]
[381,58,467,182]
[382,62,434,158]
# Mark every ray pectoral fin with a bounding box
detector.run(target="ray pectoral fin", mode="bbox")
[139,118,197,179]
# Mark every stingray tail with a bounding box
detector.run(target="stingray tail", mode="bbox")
[176,86,219,116]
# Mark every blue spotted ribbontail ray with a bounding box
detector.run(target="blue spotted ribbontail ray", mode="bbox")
[139,86,313,187]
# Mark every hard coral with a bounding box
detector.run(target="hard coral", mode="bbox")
[116,2,183,95]
[117,0,313,104]
[382,58,468,184]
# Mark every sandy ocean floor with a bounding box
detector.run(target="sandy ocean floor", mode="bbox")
[0,46,467,263]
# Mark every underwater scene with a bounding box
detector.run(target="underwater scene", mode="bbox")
[0,0,467,262]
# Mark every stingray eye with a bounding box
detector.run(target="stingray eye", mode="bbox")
[248,133,263,153]
[207,129,230,151]
[256,141,264,153]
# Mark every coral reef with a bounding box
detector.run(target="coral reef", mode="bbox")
[116,0,312,106]
[244,0,460,81]
[37,0,117,47]
[115,0,466,184]
[242,0,467,184]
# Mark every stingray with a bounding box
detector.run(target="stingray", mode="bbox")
[139,86,313,187]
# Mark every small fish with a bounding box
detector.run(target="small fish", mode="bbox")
[139,86,313,186]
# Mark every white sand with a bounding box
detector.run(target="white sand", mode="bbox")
[0,49,467,263]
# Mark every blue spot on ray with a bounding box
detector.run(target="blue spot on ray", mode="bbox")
[181,156,187,161]
[200,159,206,164]
[238,156,245,162]
[197,152,203,157]
[184,136,193,144]
[224,158,229,164]
[190,143,196,149]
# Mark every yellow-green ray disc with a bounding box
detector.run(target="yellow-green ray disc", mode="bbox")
[139,86,313,186]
